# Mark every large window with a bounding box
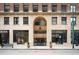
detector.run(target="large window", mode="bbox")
[23,17,28,24]
[73,30,79,46]
[13,30,29,44]
[52,4,57,12]
[52,17,57,25]
[0,30,9,45]
[70,4,76,12]
[42,4,48,12]
[61,17,67,25]
[52,30,67,44]
[4,17,9,25]
[33,4,38,12]
[23,3,29,12]
[61,5,67,12]
[4,3,10,12]
[14,17,19,25]
[14,3,19,12]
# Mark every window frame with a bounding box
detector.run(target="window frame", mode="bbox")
[23,17,28,24]
[4,17,9,25]
[52,17,57,25]
[14,17,19,25]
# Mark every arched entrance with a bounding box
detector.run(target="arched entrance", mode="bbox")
[33,17,47,46]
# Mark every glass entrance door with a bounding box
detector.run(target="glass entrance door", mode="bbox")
[34,38,46,46]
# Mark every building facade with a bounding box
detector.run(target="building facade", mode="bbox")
[0,3,79,49]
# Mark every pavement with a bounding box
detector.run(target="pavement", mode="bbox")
[0,49,79,55]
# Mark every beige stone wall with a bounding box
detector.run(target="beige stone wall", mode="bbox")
[0,3,79,49]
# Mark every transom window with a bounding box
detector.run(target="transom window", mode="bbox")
[34,19,46,26]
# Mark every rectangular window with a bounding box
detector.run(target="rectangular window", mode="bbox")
[52,17,57,25]
[61,17,67,25]
[70,4,76,12]
[13,30,29,44]
[4,17,9,25]
[14,17,19,24]
[23,17,28,24]
[52,30,67,44]
[33,4,38,12]
[23,3,29,12]
[71,17,76,25]
[42,4,48,12]
[4,3,10,12]
[52,4,57,12]
[61,5,67,12]
[14,3,19,12]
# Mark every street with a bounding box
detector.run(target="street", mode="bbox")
[0,49,79,55]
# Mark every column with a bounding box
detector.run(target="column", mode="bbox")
[57,3,61,13]
[47,16,51,47]
[67,15,72,48]
[10,3,14,12]
[67,3,70,13]
[9,30,13,44]
[29,3,32,12]
[28,16,34,48]
[38,3,42,12]
[48,3,51,12]
[0,3,4,12]
[19,3,23,12]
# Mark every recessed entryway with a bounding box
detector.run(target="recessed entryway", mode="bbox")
[33,17,47,46]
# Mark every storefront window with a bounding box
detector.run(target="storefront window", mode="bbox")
[52,30,67,44]
[13,30,29,44]
[0,30,9,45]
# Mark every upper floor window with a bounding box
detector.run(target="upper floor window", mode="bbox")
[61,17,67,25]
[14,3,19,12]
[70,4,76,12]
[52,4,57,12]
[52,17,57,25]
[23,3,29,12]
[71,16,76,25]
[42,4,48,12]
[61,5,67,12]
[33,4,38,12]
[4,17,9,25]
[14,17,19,24]
[4,3,10,12]
[23,17,28,24]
